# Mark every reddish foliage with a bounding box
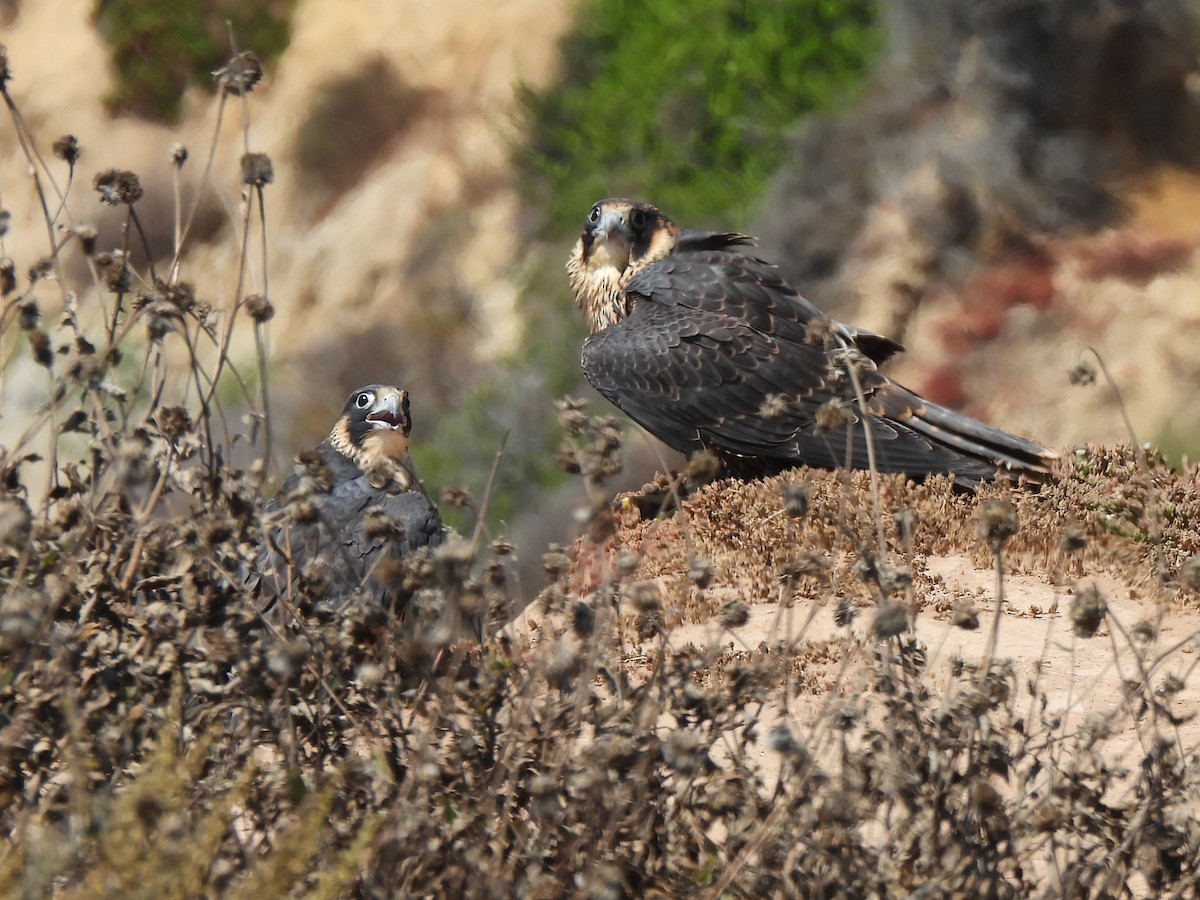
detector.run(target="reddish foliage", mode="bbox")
[918,362,968,409]
[963,255,1058,314]
[1075,232,1195,286]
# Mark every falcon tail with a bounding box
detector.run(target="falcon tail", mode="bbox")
[903,400,1058,483]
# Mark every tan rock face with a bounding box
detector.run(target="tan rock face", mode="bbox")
[0,0,572,452]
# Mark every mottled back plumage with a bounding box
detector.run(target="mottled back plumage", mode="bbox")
[567,199,1057,484]
[252,385,442,616]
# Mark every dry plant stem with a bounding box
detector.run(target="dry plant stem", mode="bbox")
[201,184,254,417]
[127,206,158,284]
[252,184,272,480]
[118,454,175,591]
[981,543,1006,676]
[1083,345,1166,577]
[0,84,70,305]
[839,336,887,556]
[171,94,228,280]
[469,432,509,554]
[43,369,59,500]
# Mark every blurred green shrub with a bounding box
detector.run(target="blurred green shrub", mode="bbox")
[518,0,880,230]
[94,0,297,120]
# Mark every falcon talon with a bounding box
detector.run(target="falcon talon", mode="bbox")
[567,198,1058,485]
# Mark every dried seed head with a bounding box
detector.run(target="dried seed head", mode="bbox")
[687,557,714,589]
[628,581,661,612]
[852,553,879,586]
[1157,673,1185,697]
[244,293,274,323]
[266,638,309,676]
[953,602,980,630]
[0,45,9,85]
[716,599,750,629]
[440,484,473,508]
[363,507,406,542]
[767,722,802,757]
[614,550,640,578]
[685,450,721,485]
[542,546,571,579]
[781,482,810,518]
[833,596,857,628]
[815,398,851,433]
[0,257,14,295]
[1131,619,1157,644]
[1060,524,1087,554]
[93,168,143,205]
[830,346,871,379]
[52,134,80,166]
[145,300,180,341]
[1068,362,1096,386]
[554,445,581,474]
[96,252,131,293]
[635,609,663,639]
[1180,555,1200,593]
[759,393,790,420]
[288,496,319,525]
[557,399,587,436]
[0,495,32,550]
[872,600,908,639]
[878,565,913,595]
[546,638,583,689]
[628,580,667,619]
[1070,582,1107,637]
[804,316,837,348]
[662,728,704,773]
[29,330,52,368]
[27,258,53,283]
[570,600,594,637]
[157,406,192,442]
[240,152,274,187]
[170,143,188,168]
[74,226,97,256]
[17,295,38,330]
[215,51,263,95]
[781,550,829,581]
[976,498,1019,550]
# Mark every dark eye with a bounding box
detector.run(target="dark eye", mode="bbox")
[630,208,648,230]
[355,391,373,409]
[588,205,601,224]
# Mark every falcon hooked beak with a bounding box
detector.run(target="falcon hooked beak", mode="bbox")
[330,384,414,471]
[582,204,635,273]
[567,198,680,333]
[365,387,410,433]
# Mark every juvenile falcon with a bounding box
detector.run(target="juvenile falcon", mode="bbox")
[567,198,1056,483]
[253,384,443,615]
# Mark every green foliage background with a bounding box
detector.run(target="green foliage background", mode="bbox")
[519,0,881,231]
[95,0,297,120]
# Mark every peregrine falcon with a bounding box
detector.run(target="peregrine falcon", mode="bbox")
[253,384,443,615]
[567,198,1057,483]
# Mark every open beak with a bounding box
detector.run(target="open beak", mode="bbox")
[366,389,410,434]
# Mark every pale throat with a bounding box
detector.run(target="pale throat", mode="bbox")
[330,420,412,472]
[567,246,629,334]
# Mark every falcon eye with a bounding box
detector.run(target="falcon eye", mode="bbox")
[630,208,648,230]
[588,205,601,224]
[355,391,374,409]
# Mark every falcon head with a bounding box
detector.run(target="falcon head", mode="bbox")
[329,384,413,471]
[567,198,679,332]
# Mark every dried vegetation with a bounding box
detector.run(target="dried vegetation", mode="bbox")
[4,41,1200,898]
